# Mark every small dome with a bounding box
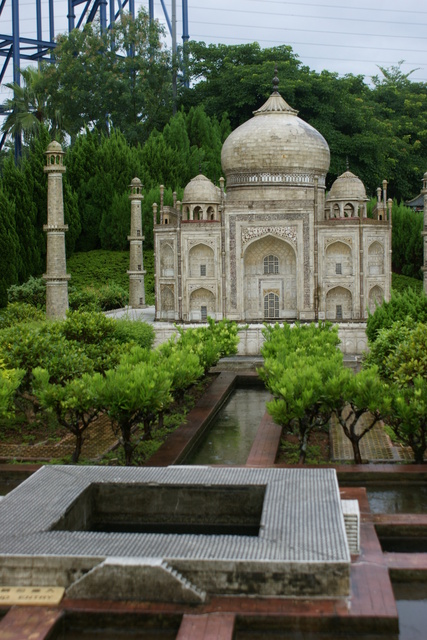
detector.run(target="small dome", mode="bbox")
[46,140,63,153]
[130,177,142,187]
[221,91,330,183]
[327,171,367,201]
[183,174,220,204]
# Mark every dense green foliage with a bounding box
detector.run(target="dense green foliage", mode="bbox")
[391,201,423,279]
[364,316,427,463]
[366,289,427,342]
[259,323,385,464]
[392,273,423,295]
[0,309,238,464]
[1,23,427,305]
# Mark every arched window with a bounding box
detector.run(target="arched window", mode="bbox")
[344,203,354,217]
[264,293,279,319]
[263,255,279,274]
[193,206,202,221]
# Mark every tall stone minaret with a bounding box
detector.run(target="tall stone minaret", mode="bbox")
[127,177,146,308]
[422,171,427,295]
[43,141,70,319]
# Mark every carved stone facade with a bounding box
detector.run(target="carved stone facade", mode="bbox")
[154,80,391,322]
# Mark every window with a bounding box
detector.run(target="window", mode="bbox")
[201,305,208,321]
[138,264,142,271]
[264,255,279,274]
[264,293,279,319]
[200,264,207,276]
[336,305,343,320]
[336,263,342,275]
[137,230,141,236]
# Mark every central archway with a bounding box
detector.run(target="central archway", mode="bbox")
[243,235,297,320]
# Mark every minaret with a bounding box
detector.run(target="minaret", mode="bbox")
[43,141,70,319]
[422,172,427,295]
[127,177,146,308]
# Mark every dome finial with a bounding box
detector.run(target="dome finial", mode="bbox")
[272,65,279,94]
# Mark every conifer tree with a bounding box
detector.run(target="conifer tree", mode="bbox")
[0,189,19,307]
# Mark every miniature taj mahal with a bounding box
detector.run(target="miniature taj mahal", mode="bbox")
[153,71,392,324]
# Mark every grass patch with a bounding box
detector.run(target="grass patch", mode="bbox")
[68,249,155,306]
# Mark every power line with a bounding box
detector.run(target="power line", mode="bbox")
[191,23,426,42]
[192,20,427,53]
[191,33,426,67]
[244,0,427,16]
[190,3,427,28]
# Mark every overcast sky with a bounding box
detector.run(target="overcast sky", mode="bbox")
[1,0,426,99]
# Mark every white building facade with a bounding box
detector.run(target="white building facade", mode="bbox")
[154,78,391,324]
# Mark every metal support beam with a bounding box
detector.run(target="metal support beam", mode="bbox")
[0,0,191,158]
[182,0,189,88]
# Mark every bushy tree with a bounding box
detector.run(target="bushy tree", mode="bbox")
[41,9,172,143]
[92,361,172,465]
[0,363,24,418]
[378,377,427,464]
[33,368,99,463]
[391,201,423,279]
[366,288,427,343]
[260,322,341,463]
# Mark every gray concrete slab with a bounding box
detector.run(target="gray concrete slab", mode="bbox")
[0,467,350,601]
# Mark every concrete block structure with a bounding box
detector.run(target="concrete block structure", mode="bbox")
[0,466,352,600]
[43,141,70,319]
[154,70,392,323]
[127,177,146,308]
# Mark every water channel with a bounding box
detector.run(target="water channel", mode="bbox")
[367,486,427,514]
[184,387,272,466]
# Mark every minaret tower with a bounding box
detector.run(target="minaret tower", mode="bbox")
[43,141,70,319]
[127,177,146,308]
[422,172,427,295]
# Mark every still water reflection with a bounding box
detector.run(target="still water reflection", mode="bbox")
[367,486,427,514]
[394,582,427,640]
[185,388,272,465]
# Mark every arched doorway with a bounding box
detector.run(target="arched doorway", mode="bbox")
[189,287,215,321]
[243,236,297,320]
[325,286,352,320]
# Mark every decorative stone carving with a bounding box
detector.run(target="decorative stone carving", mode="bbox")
[242,226,297,246]
[325,237,352,248]
[188,283,217,294]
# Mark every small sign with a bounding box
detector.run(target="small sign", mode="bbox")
[0,586,65,606]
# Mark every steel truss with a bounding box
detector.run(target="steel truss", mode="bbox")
[0,0,189,158]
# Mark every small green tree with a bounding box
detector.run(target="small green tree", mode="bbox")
[326,367,386,465]
[378,377,427,464]
[92,361,172,465]
[260,322,342,463]
[366,289,427,343]
[33,368,99,463]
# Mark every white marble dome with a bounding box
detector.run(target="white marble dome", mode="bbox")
[327,171,367,201]
[221,91,330,184]
[183,174,220,204]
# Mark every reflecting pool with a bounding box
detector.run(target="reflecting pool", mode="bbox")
[185,388,272,465]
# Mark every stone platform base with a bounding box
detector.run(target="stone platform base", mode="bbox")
[154,321,368,356]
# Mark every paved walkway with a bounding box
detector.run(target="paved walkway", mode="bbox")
[0,414,117,462]
[330,412,415,463]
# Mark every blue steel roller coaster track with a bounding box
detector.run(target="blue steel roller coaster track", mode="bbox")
[0,0,189,159]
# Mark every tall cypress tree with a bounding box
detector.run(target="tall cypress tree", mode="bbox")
[0,188,19,307]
